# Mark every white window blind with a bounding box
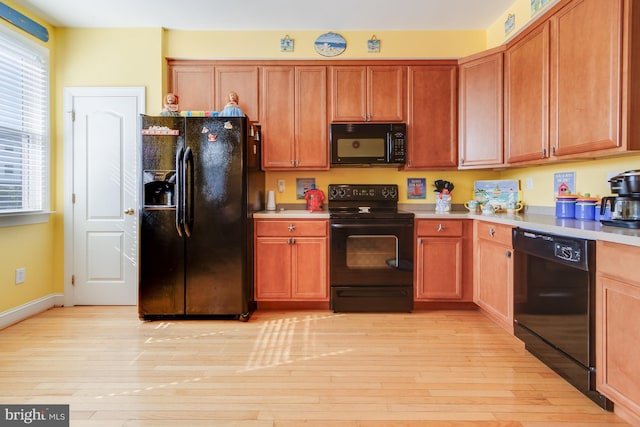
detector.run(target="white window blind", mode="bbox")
[0,25,49,214]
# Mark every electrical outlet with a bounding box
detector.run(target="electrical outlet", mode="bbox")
[15,268,25,285]
[277,179,285,193]
[526,177,534,191]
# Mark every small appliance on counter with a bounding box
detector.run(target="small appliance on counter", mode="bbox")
[303,184,325,212]
[600,170,640,229]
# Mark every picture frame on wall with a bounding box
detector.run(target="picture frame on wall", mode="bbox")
[367,35,380,53]
[280,35,294,52]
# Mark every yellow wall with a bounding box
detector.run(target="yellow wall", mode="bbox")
[165,30,487,60]
[502,156,640,207]
[0,1,58,312]
[486,0,561,48]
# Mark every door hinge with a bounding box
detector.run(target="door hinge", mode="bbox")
[71,274,75,285]
[68,110,75,121]
[72,193,76,203]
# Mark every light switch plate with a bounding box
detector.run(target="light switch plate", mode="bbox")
[15,268,25,284]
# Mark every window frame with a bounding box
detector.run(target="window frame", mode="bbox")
[0,23,51,227]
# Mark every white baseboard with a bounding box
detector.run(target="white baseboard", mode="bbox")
[0,293,64,330]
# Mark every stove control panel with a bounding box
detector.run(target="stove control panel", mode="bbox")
[328,184,398,201]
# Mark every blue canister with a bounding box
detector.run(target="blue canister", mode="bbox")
[555,196,578,218]
[575,198,596,220]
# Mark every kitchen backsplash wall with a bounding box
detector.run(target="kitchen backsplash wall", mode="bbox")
[265,169,497,207]
[267,154,640,208]
[500,154,640,207]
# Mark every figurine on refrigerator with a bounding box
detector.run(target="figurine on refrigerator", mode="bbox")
[220,91,244,117]
[160,93,180,116]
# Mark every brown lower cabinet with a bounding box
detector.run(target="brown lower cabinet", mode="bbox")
[473,221,514,333]
[254,219,329,301]
[414,219,472,301]
[596,240,640,424]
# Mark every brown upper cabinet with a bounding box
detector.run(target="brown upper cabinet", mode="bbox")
[549,0,622,157]
[260,66,328,170]
[405,64,458,169]
[330,65,405,122]
[504,0,640,164]
[168,61,259,121]
[504,21,550,164]
[458,47,505,169]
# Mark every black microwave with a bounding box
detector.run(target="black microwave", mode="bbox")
[330,123,407,166]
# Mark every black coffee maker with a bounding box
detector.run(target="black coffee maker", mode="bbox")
[601,170,640,228]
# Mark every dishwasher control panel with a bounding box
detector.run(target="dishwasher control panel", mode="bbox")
[554,242,581,263]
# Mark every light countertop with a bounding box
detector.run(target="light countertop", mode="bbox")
[254,207,640,247]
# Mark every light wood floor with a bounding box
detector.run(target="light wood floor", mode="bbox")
[0,307,628,427]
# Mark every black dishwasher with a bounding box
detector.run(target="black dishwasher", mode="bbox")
[512,228,612,410]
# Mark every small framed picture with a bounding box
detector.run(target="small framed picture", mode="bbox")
[280,35,294,52]
[504,14,515,36]
[367,36,380,53]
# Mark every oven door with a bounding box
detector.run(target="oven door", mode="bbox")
[330,217,414,286]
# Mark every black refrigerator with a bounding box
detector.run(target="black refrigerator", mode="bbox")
[138,115,264,320]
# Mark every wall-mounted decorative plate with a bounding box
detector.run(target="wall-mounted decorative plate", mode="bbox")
[314,32,346,57]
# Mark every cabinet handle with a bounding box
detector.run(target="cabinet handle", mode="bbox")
[437,223,445,232]
[552,146,556,156]
[506,250,512,258]
[288,224,295,232]
[291,238,296,245]
[489,227,495,237]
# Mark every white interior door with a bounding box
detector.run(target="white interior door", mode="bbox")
[63,87,145,306]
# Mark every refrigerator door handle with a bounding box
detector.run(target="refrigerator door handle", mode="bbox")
[175,146,184,237]
[183,146,194,237]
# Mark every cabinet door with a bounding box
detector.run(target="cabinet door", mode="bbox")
[330,66,367,121]
[215,66,260,122]
[474,222,513,332]
[261,66,296,169]
[406,65,458,169]
[292,237,328,300]
[295,66,329,169]
[367,65,405,122]
[416,237,462,300]
[550,0,622,156]
[505,21,550,164]
[597,275,640,415]
[254,237,292,300]
[596,241,640,418]
[169,65,215,111]
[459,49,505,168]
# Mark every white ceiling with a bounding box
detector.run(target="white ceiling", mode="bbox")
[10,0,515,31]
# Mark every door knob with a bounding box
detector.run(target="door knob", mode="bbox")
[124,208,135,215]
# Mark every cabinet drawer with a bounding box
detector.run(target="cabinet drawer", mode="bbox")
[256,220,327,237]
[416,220,463,237]
[476,221,512,246]
[597,240,640,285]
